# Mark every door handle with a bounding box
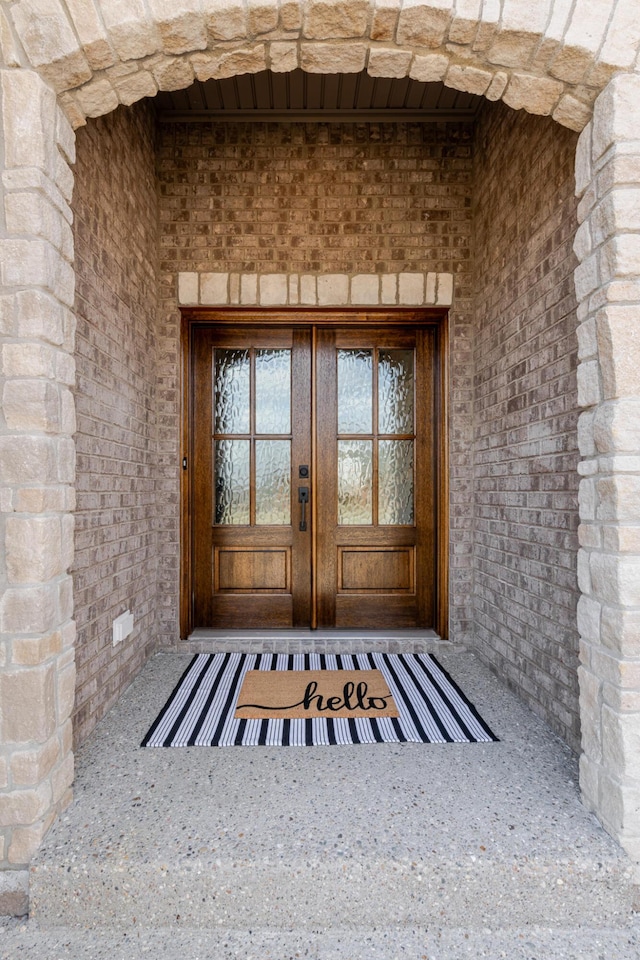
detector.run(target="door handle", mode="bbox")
[298,486,309,531]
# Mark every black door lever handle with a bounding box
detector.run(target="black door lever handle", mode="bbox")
[298,486,309,531]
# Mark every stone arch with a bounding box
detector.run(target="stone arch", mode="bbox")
[5,0,639,131]
[2,0,640,911]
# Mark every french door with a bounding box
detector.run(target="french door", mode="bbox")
[185,314,446,633]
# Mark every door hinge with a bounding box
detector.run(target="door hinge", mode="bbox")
[182,457,188,470]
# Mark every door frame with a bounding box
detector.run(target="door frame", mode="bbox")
[180,307,450,640]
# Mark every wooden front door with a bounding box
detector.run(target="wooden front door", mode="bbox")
[187,315,444,632]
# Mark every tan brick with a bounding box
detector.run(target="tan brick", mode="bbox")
[1,665,56,743]
[12,632,63,668]
[10,737,61,786]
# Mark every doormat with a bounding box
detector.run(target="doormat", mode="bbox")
[142,652,498,747]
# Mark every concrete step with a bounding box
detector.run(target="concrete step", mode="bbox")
[3,920,640,960]
[28,652,638,934]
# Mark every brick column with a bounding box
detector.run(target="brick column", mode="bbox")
[574,74,640,860]
[0,70,76,911]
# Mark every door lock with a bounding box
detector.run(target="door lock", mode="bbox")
[298,486,309,531]
[299,465,309,479]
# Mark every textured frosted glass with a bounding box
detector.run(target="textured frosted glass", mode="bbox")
[215,440,250,525]
[379,350,414,435]
[338,440,372,525]
[214,349,250,434]
[379,440,414,525]
[256,440,291,525]
[337,350,372,434]
[255,349,291,434]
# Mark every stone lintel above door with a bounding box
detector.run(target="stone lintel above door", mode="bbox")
[177,271,454,308]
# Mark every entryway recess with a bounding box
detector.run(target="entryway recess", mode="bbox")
[181,310,448,637]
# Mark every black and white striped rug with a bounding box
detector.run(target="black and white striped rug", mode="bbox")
[142,652,497,748]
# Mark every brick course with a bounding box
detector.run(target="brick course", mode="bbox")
[71,101,159,747]
[473,103,581,749]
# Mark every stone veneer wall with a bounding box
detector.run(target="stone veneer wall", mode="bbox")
[473,103,581,749]
[71,101,159,747]
[157,119,475,645]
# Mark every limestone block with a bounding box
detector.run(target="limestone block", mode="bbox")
[229,273,240,304]
[10,0,92,90]
[436,273,453,306]
[351,274,380,304]
[56,109,76,166]
[594,190,640,251]
[241,274,258,304]
[592,74,640,165]
[280,1,303,32]
[602,605,640,657]
[8,821,53,867]
[601,706,640,783]
[3,380,62,433]
[577,547,591,594]
[598,0,640,74]
[300,275,317,304]
[318,274,348,305]
[200,47,267,81]
[200,273,229,304]
[113,70,158,107]
[288,275,299,305]
[57,664,77,724]
[64,0,116,71]
[597,305,640,398]
[367,48,411,79]
[574,123,593,199]
[300,42,367,73]
[425,273,436,303]
[487,31,540,70]
[5,192,70,259]
[55,351,76,389]
[100,0,161,61]
[303,0,368,40]
[397,0,451,49]
[259,274,288,305]
[472,0,500,53]
[577,594,601,642]
[152,56,195,91]
[58,92,86,130]
[502,73,563,115]
[552,95,592,132]
[576,358,602,408]
[248,0,279,37]
[0,434,58,485]
[11,633,63,668]
[578,665,602,762]
[371,0,401,42]
[146,0,207,55]
[74,78,119,118]
[6,516,64,584]
[573,220,592,264]
[381,274,397,304]
[0,665,56,742]
[269,41,299,72]
[1,71,57,173]
[52,753,74,806]
[409,53,448,82]
[201,0,247,41]
[0,870,28,916]
[579,752,600,811]
[594,399,640,454]
[590,553,640,607]
[448,0,482,45]
[10,737,60,786]
[578,477,596,520]
[445,64,492,96]
[0,8,22,68]
[3,343,55,379]
[603,525,640,553]
[573,252,599,303]
[484,71,508,101]
[399,272,424,304]
[597,476,640,522]
[178,272,198,305]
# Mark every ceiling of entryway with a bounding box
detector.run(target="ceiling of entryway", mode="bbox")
[156,70,482,122]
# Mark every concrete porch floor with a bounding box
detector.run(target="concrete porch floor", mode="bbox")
[3,648,640,959]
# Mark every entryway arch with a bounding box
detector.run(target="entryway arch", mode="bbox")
[1,0,640,911]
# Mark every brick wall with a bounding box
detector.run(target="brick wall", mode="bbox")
[472,103,581,749]
[72,102,159,747]
[156,120,475,644]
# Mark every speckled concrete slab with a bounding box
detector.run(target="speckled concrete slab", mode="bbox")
[29,651,637,934]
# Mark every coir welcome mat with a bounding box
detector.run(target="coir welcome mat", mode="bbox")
[142,652,498,747]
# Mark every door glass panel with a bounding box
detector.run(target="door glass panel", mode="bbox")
[379,350,414,435]
[379,440,414,525]
[215,439,250,525]
[255,349,291,434]
[338,439,372,525]
[337,350,372,434]
[214,349,250,434]
[256,440,291,524]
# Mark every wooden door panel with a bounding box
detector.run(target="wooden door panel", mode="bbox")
[215,547,291,593]
[338,547,415,593]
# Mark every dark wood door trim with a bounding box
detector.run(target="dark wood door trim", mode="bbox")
[180,308,450,639]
